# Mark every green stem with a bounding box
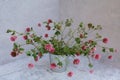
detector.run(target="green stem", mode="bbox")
[66,27,78,45]
[87,55,91,64]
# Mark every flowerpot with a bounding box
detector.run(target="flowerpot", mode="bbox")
[49,53,68,72]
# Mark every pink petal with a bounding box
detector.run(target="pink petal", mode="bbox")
[28,63,34,69]
[89,70,94,74]
[94,54,101,60]
[67,71,73,77]
[50,63,56,69]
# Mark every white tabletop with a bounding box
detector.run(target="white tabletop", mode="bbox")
[0,54,120,80]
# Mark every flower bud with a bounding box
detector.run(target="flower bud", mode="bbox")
[73,58,80,65]
[103,38,108,44]
[11,51,17,57]
[26,27,31,32]
[67,71,73,77]
[94,54,101,60]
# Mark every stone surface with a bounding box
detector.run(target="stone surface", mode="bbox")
[0,54,120,80]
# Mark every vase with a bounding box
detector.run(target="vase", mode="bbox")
[49,53,68,72]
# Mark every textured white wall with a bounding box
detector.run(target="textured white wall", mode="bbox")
[0,0,120,67]
[0,0,59,65]
[60,0,120,67]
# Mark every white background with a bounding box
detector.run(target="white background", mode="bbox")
[0,0,59,64]
[0,0,120,67]
[60,0,120,67]
[0,0,120,80]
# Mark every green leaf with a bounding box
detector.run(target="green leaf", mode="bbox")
[57,61,63,67]
[42,40,48,44]
[26,51,31,56]
[96,25,102,30]
[86,48,90,54]
[13,43,18,49]
[96,33,102,38]
[43,21,48,24]
[63,46,69,53]
[32,53,37,58]
[92,26,94,29]
[6,29,12,33]
[88,23,92,28]
[26,39,32,44]
[55,31,60,35]
[75,38,81,44]
[88,63,93,68]
[39,47,44,54]
[65,19,73,27]
[109,48,114,52]
[31,27,33,31]
[102,47,106,52]
[33,37,40,42]
[54,22,62,30]
[83,50,89,56]
[11,31,15,35]
[31,49,36,53]
[19,48,24,51]
[79,22,83,27]
[92,41,97,46]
